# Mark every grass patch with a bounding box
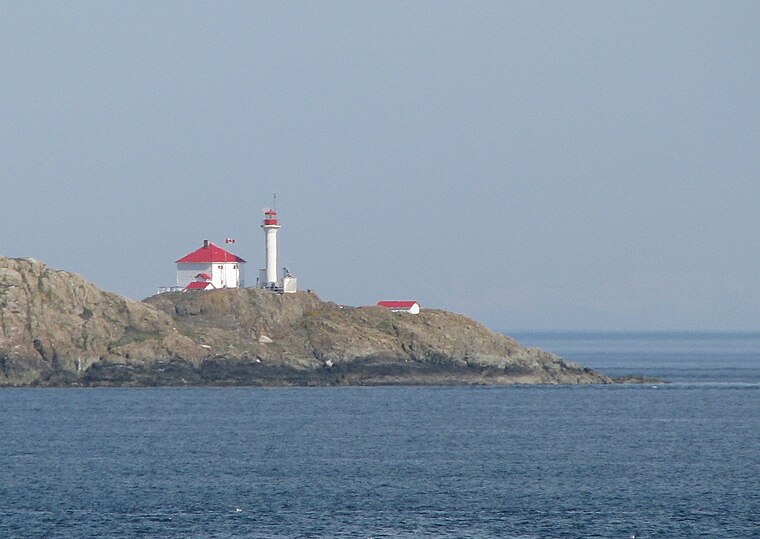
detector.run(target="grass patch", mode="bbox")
[177,324,199,340]
[112,327,157,348]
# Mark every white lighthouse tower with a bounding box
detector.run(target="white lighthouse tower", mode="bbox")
[258,200,297,293]
[261,208,280,286]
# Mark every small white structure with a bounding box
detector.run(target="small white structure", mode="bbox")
[176,240,246,290]
[281,267,297,293]
[183,273,215,292]
[377,301,421,314]
[258,205,297,293]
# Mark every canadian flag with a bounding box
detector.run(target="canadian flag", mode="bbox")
[225,238,236,244]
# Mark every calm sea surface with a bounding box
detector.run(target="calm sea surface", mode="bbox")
[1,333,759,538]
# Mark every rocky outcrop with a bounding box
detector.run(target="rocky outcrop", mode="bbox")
[0,257,207,385]
[1,257,611,386]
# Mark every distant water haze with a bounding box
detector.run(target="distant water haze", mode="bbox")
[1,2,758,332]
[512,331,760,384]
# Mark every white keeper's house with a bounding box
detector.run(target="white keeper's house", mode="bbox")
[176,240,246,290]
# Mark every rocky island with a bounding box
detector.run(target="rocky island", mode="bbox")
[0,256,618,387]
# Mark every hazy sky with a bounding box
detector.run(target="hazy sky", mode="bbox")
[1,2,758,331]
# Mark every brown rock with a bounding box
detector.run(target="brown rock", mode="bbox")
[0,256,614,386]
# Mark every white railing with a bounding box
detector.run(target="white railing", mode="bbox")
[157,286,184,294]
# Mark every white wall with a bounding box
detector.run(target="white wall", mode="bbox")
[178,261,245,289]
[217,262,244,288]
[282,276,297,293]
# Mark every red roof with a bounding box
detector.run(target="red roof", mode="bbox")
[184,281,215,291]
[195,273,212,281]
[377,301,419,309]
[176,242,246,264]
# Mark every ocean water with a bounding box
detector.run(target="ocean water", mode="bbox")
[512,331,760,384]
[1,334,759,538]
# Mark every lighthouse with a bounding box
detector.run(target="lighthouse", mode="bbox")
[261,208,280,286]
[258,202,297,293]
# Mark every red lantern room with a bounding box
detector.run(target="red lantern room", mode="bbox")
[263,209,279,226]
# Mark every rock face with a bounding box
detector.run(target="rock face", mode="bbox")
[0,257,611,386]
[0,257,205,385]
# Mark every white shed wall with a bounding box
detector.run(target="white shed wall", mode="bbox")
[282,276,297,293]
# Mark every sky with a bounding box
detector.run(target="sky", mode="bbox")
[1,1,758,332]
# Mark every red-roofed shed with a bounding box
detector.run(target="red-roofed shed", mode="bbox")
[184,281,216,292]
[377,301,421,314]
